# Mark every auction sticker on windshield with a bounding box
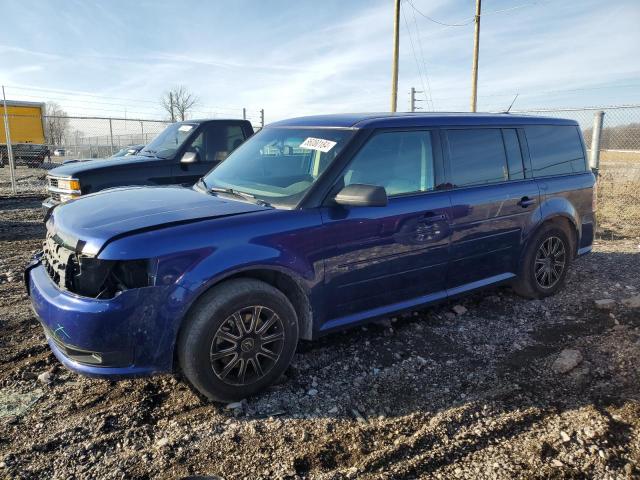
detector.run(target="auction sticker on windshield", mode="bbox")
[299,137,337,153]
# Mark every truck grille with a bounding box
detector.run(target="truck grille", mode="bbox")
[48,177,59,188]
[42,233,76,290]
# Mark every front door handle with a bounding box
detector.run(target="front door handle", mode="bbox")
[518,196,537,208]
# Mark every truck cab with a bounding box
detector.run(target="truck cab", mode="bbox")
[43,119,254,213]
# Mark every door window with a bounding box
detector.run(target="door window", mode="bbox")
[525,125,586,177]
[185,124,246,163]
[342,130,435,196]
[446,129,508,187]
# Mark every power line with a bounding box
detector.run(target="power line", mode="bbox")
[406,0,543,27]
[410,4,435,110]
[402,3,430,112]
[406,0,475,27]
[5,84,250,113]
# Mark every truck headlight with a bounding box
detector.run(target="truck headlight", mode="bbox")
[57,178,81,191]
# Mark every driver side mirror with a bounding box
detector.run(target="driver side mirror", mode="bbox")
[181,151,200,164]
[334,184,388,207]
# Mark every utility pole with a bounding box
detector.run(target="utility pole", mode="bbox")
[390,0,401,112]
[242,107,246,120]
[260,109,264,128]
[2,85,17,194]
[409,87,424,112]
[470,0,481,112]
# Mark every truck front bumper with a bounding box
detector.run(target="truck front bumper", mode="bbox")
[41,197,59,216]
[25,260,175,378]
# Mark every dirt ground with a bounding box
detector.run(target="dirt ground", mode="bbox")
[0,196,639,480]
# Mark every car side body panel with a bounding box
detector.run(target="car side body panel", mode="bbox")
[536,172,596,250]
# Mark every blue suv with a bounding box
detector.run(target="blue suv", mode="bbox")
[25,113,596,401]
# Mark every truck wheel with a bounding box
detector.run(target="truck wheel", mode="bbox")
[178,278,299,402]
[512,223,572,299]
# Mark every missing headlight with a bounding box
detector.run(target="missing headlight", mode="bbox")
[70,257,155,298]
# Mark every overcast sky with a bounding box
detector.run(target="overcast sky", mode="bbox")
[0,0,638,122]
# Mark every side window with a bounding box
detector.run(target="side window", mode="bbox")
[502,129,525,180]
[525,125,586,177]
[446,129,508,187]
[342,131,434,196]
[224,126,246,153]
[185,124,247,163]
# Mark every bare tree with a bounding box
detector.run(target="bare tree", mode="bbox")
[43,102,70,146]
[161,86,198,122]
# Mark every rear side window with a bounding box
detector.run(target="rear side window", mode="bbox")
[446,129,508,187]
[525,125,586,177]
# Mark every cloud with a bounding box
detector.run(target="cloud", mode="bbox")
[0,0,638,121]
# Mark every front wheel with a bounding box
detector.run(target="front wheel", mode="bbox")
[178,278,299,402]
[512,224,572,299]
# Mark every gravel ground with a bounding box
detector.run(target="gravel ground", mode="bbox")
[0,196,639,479]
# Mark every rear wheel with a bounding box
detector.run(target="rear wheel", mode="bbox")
[512,223,572,299]
[178,278,299,402]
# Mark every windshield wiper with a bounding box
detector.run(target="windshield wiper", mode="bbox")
[209,186,271,207]
[196,177,208,190]
[138,149,157,157]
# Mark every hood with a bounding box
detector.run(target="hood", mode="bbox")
[49,155,161,177]
[48,186,269,255]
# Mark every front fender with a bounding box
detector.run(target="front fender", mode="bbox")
[97,208,326,362]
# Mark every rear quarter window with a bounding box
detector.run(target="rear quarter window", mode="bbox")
[525,125,586,177]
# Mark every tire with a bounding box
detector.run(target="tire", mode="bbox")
[512,223,572,299]
[178,278,299,402]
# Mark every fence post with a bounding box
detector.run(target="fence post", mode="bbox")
[242,108,246,120]
[2,86,17,195]
[109,118,115,155]
[260,109,264,128]
[140,121,144,145]
[590,110,604,173]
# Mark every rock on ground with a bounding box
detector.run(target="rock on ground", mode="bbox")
[552,349,584,374]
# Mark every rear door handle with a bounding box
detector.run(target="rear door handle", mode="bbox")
[518,196,537,208]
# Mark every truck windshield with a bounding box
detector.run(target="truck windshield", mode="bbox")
[203,127,354,208]
[140,123,198,159]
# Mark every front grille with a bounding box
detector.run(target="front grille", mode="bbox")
[50,192,61,202]
[48,177,59,188]
[42,233,76,290]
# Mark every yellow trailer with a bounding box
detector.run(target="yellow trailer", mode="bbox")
[1,101,49,168]
[0,100,46,144]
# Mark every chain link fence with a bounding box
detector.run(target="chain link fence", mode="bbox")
[0,110,265,197]
[2,104,639,239]
[1,114,170,195]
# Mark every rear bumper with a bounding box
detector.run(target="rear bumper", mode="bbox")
[25,261,173,378]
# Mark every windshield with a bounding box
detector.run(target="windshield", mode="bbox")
[111,147,128,157]
[203,127,354,207]
[140,123,198,159]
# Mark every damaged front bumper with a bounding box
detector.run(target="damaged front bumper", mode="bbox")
[25,260,177,377]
